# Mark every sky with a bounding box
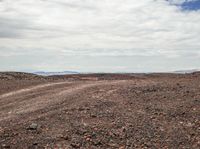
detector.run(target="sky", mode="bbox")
[0,0,200,73]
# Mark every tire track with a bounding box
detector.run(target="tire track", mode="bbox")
[0,81,71,99]
[0,80,128,122]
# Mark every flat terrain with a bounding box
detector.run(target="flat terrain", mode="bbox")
[0,72,200,149]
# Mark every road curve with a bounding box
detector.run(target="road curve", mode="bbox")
[0,81,71,99]
[0,80,128,122]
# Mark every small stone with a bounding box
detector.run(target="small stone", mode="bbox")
[57,134,69,140]
[71,137,81,148]
[62,135,69,140]
[186,122,193,127]
[2,144,10,148]
[93,140,102,146]
[86,137,91,141]
[181,112,186,115]
[90,114,97,118]
[33,142,38,146]
[71,142,81,148]
[4,133,9,137]
[109,143,118,147]
[0,127,3,133]
[27,123,38,130]
[119,146,125,149]
[122,127,126,132]
[179,121,183,124]
[78,107,84,111]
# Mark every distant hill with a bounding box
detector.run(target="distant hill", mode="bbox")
[34,71,79,76]
[0,72,45,80]
[172,69,200,74]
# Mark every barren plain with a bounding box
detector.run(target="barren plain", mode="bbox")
[0,72,199,149]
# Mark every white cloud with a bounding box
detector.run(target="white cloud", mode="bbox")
[0,0,200,71]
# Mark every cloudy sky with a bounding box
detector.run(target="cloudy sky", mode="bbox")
[0,0,200,72]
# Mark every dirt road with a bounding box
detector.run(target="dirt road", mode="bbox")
[0,74,199,149]
[0,80,128,122]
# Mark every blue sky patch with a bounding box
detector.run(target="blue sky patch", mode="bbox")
[180,0,200,11]
[169,0,200,11]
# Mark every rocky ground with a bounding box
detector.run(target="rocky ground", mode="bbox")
[0,72,199,149]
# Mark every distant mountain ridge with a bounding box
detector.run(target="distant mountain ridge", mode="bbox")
[0,72,45,80]
[172,69,200,74]
[33,69,200,76]
[34,71,79,76]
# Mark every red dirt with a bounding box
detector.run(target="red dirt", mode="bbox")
[0,72,199,149]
